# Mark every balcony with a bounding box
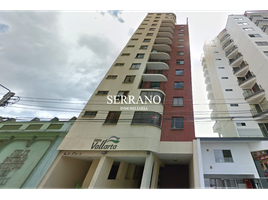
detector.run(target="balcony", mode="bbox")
[204,178,264,189]
[159,26,174,34]
[207,90,214,99]
[139,82,166,94]
[205,76,211,84]
[222,39,234,52]
[150,50,170,60]
[162,18,175,25]
[217,29,227,40]
[220,34,231,45]
[203,68,209,77]
[229,52,243,67]
[147,61,169,70]
[142,70,168,82]
[251,104,268,120]
[210,110,218,120]
[233,61,249,77]
[226,45,238,59]
[153,44,172,52]
[206,83,212,92]
[255,19,268,28]
[213,121,221,133]
[261,25,268,34]
[166,13,176,21]
[237,71,256,89]
[209,99,216,109]
[243,84,265,104]
[155,37,172,45]
[157,31,173,40]
[201,56,206,67]
[160,22,175,30]
[249,15,263,22]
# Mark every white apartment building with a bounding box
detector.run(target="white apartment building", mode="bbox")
[202,10,268,138]
[199,10,268,189]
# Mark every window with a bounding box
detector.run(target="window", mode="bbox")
[96,91,108,95]
[178,38,184,41]
[123,76,135,83]
[136,54,145,58]
[151,24,157,26]
[130,63,141,69]
[143,39,151,42]
[140,45,148,49]
[121,53,130,56]
[177,45,184,48]
[150,82,160,89]
[243,27,254,31]
[174,82,183,89]
[104,111,121,124]
[154,20,159,22]
[171,117,183,129]
[175,69,184,75]
[138,28,145,30]
[177,51,184,56]
[238,22,248,25]
[230,104,239,107]
[108,163,119,179]
[127,45,135,48]
[264,51,268,56]
[222,77,228,79]
[107,75,117,79]
[114,63,124,66]
[26,124,42,130]
[176,60,184,65]
[84,111,97,117]
[132,111,162,127]
[135,33,142,35]
[234,18,243,20]
[173,97,183,106]
[214,51,219,53]
[149,28,155,31]
[178,33,184,36]
[256,41,268,46]
[216,58,221,60]
[47,124,63,129]
[218,67,225,69]
[237,123,246,126]
[141,23,147,25]
[179,29,184,31]
[131,38,138,41]
[249,34,261,37]
[146,33,153,36]
[214,150,233,163]
[140,91,164,103]
[116,91,129,100]
[225,89,233,91]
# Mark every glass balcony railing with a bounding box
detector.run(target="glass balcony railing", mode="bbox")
[222,39,233,50]
[243,84,264,99]
[229,52,243,65]
[233,61,248,74]
[237,71,255,86]
[220,34,230,43]
[226,45,238,57]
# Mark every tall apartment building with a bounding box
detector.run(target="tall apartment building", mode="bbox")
[198,10,268,189]
[38,13,200,189]
[202,10,268,138]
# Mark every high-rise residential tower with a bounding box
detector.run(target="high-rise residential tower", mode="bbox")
[202,10,268,138]
[38,13,200,189]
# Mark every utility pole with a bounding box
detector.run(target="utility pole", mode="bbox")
[0,84,20,107]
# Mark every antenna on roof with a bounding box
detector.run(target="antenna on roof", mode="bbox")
[0,84,20,107]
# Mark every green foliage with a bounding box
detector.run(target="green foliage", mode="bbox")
[74,181,82,189]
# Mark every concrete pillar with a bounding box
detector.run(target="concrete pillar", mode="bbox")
[150,160,160,188]
[88,156,114,189]
[82,159,100,188]
[116,161,129,180]
[140,153,154,189]
[125,164,135,180]
[193,139,204,188]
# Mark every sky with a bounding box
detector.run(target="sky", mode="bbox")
[0,2,256,137]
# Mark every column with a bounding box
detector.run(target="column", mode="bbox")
[82,159,100,188]
[150,160,160,189]
[140,153,154,189]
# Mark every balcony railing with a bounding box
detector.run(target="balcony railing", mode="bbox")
[233,61,249,74]
[220,34,230,43]
[243,84,264,99]
[222,39,233,50]
[251,107,268,117]
[237,71,255,86]
[139,82,166,94]
[144,70,168,79]
[229,52,243,65]
[217,28,227,39]
[226,45,238,57]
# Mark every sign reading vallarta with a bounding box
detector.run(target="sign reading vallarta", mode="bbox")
[91,136,120,150]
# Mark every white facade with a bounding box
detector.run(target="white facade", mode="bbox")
[202,11,268,137]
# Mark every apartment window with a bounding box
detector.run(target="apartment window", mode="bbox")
[140,45,148,49]
[146,33,153,36]
[96,91,108,95]
[116,91,129,100]
[256,41,268,46]
[154,20,159,22]
[140,91,164,103]
[121,53,130,56]
[171,117,183,129]
[173,97,183,106]
[104,111,121,124]
[221,77,228,79]
[237,123,246,126]
[136,54,145,58]
[264,51,268,56]
[131,38,138,41]
[178,38,184,42]
[243,27,254,31]
[114,63,124,66]
[238,22,248,25]
[150,82,160,89]
[179,29,184,31]
[177,45,184,48]
[174,82,184,89]
[108,163,120,179]
[214,150,233,163]
[177,51,184,56]
[225,89,233,91]
[138,28,145,30]
[149,28,155,31]
[123,76,135,83]
[218,67,225,69]
[176,60,184,65]
[216,58,221,60]
[132,111,162,127]
[234,18,243,20]
[127,45,135,48]
[155,17,160,19]
[151,24,157,26]
[143,39,151,42]
[175,69,184,75]
[178,33,184,36]
[84,111,97,117]
[130,63,141,69]
[141,23,147,25]
[230,104,239,107]
[106,75,117,79]
[249,34,261,37]
[179,25,184,27]
[135,33,142,35]
[214,51,219,53]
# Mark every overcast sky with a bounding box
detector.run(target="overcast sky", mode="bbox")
[0,8,251,137]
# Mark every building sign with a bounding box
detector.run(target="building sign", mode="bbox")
[91,136,120,150]
[0,149,30,186]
